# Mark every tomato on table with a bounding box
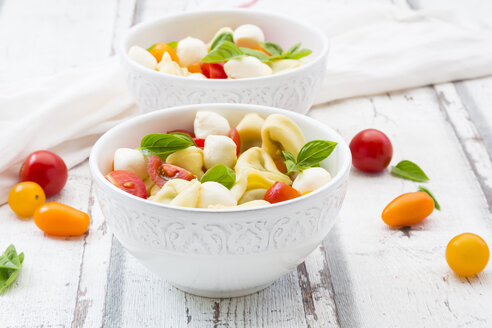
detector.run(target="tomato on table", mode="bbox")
[228,127,241,156]
[264,181,301,204]
[349,129,393,173]
[148,42,180,64]
[381,191,434,227]
[33,202,90,237]
[147,156,196,187]
[106,170,147,199]
[20,150,68,197]
[200,62,227,79]
[8,182,46,217]
[167,129,195,138]
[446,233,489,277]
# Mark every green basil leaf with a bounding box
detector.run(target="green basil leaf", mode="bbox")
[139,133,194,160]
[239,47,270,62]
[0,245,23,295]
[297,140,337,168]
[168,132,196,146]
[210,32,234,51]
[0,258,19,270]
[391,160,429,182]
[167,41,178,49]
[261,41,283,56]
[200,164,236,189]
[282,151,299,175]
[285,48,312,60]
[201,41,244,63]
[286,42,301,56]
[418,186,440,210]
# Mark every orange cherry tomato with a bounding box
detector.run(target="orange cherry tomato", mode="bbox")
[264,181,301,204]
[188,62,202,74]
[446,233,489,277]
[148,42,180,64]
[106,170,147,199]
[8,182,46,218]
[228,127,241,156]
[381,191,434,227]
[33,202,90,237]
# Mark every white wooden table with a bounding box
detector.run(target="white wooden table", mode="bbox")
[1,0,491,327]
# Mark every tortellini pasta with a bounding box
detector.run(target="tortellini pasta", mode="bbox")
[149,179,200,208]
[236,113,265,152]
[166,146,205,178]
[231,147,291,200]
[261,114,306,160]
[238,188,267,205]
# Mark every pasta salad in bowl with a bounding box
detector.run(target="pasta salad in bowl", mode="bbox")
[89,104,350,297]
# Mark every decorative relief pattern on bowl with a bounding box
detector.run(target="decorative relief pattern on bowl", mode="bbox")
[126,59,326,113]
[95,180,347,256]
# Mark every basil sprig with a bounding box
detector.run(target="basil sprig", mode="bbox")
[0,244,24,295]
[418,186,440,210]
[139,133,195,160]
[201,41,312,64]
[391,160,429,182]
[261,41,283,56]
[283,140,338,175]
[201,164,236,189]
[210,32,234,51]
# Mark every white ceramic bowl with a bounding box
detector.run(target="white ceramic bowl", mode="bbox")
[89,104,350,298]
[120,10,329,114]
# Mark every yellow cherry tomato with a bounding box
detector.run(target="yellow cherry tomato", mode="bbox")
[446,233,489,277]
[8,182,46,218]
[33,202,90,237]
[381,191,434,227]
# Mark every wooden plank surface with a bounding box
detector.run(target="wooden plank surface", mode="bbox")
[0,0,491,327]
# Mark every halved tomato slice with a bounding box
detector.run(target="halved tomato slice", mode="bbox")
[228,127,241,156]
[147,155,196,187]
[264,181,301,204]
[106,170,147,199]
[200,62,227,79]
[193,138,205,148]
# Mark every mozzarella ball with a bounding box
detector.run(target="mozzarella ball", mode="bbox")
[177,37,207,67]
[157,52,184,76]
[224,56,272,79]
[292,167,332,194]
[193,111,231,138]
[203,135,237,169]
[113,148,148,180]
[233,24,264,48]
[198,181,237,208]
[270,59,303,74]
[128,45,157,70]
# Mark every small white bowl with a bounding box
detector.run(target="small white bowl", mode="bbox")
[89,104,350,298]
[119,10,329,114]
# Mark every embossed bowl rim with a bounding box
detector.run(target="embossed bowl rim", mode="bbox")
[119,9,330,84]
[89,103,351,213]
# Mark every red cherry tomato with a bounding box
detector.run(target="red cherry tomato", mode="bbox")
[147,156,195,187]
[20,150,68,197]
[349,129,393,173]
[228,127,241,156]
[167,129,195,138]
[264,182,301,204]
[193,138,205,148]
[106,170,147,198]
[274,159,287,174]
[200,62,227,79]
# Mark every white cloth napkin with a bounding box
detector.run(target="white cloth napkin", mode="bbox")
[1,1,492,204]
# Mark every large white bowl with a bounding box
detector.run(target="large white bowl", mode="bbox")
[89,104,350,298]
[120,10,329,114]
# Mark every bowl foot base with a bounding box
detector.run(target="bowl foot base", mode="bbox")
[170,281,274,298]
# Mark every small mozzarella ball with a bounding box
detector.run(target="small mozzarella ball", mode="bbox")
[203,135,237,169]
[128,45,157,70]
[157,52,184,76]
[194,111,231,139]
[177,37,207,67]
[198,181,237,208]
[292,167,332,194]
[233,24,264,48]
[113,148,148,180]
[188,73,207,79]
[224,56,272,79]
[270,59,303,74]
